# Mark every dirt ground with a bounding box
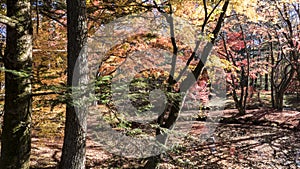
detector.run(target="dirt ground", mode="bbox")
[29,108,300,169]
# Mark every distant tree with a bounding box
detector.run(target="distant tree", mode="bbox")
[218,15,268,114]
[0,0,33,168]
[59,0,88,168]
[259,0,300,110]
[219,28,251,115]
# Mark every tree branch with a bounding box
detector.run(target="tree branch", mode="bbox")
[193,0,229,79]
[0,14,18,28]
[39,10,67,27]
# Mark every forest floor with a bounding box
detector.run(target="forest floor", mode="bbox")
[28,105,300,169]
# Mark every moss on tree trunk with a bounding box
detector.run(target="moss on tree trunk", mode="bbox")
[0,0,33,169]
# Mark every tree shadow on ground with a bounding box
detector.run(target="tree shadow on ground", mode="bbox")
[29,107,300,168]
[174,123,300,168]
[80,121,300,168]
[219,108,300,130]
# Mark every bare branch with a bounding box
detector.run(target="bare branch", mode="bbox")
[39,10,67,27]
[202,0,222,32]
[292,3,300,20]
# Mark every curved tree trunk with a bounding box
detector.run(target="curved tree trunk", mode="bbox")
[0,0,33,169]
[59,0,88,169]
[272,62,295,111]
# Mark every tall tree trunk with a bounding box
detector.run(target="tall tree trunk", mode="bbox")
[59,0,88,169]
[265,73,269,91]
[265,55,269,91]
[0,0,33,169]
[269,38,275,108]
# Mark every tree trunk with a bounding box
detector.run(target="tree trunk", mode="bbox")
[265,55,269,91]
[270,39,275,108]
[0,0,33,169]
[59,0,88,169]
[274,91,284,111]
[237,103,246,115]
[265,73,269,91]
[272,61,294,111]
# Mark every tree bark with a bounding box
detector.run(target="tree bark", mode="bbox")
[59,0,88,169]
[0,0,33,169]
